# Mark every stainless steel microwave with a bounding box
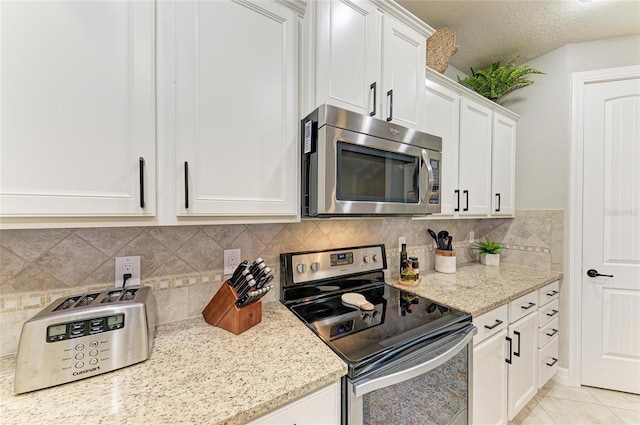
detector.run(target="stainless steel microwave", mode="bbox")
[301,104,442,217]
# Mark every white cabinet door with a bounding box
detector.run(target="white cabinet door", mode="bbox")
[314,0,379,117]
[247,381,340,425]
[507,311,538,420]
[458,96,492,216]
[381,14,426,130]
[492,113,517,216]
[425,79,460,216]
[1,1,155,217]
[473,330,509,425]
[174,0,298,217]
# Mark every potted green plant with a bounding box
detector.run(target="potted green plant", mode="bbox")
[472,237,505,266]
[459,58,544,102]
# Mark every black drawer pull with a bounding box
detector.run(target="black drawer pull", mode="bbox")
[386,89,393,122]
[495,193,501,212]
[463,190,469,211]
[454,190,460,212]
[546,290,559,297]
[506,336,513,364]
[521,302,536,310]
[546,357,558,367]
[184,161,189,209]
[370,82,377,117]
[546,309,559,317]
[546,328,559,337]
[484,319,504,330]
[514,330,521,357]
[139,157,145,209]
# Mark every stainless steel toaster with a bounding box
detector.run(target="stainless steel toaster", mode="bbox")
[14,285,157,394]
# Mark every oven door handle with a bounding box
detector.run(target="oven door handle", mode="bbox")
[351,325,476,398]
[421,150,434,206]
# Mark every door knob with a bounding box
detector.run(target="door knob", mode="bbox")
[587,269,614,278]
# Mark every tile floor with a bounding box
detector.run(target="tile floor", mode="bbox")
[509,380,640,425]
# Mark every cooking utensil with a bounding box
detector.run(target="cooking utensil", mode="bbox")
[428,229,438,245]
[256,274,274,290]
[341,293,374,311]
[446,236,453,250]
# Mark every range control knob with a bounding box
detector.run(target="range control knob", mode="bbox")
[363,314,372,325]
[372,254,379,262]
[310,262,320,272]
[363,255,369,264]
[296,264,306,274]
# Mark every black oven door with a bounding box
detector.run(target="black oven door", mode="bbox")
[313,126,440,216]
[344,324,475,425]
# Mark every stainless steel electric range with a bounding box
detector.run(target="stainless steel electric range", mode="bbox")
[280,244,476,425]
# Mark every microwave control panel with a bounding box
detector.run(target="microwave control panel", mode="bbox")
[429,159,440,205]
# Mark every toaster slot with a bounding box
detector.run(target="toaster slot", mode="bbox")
[75,292,101,307]
[101,290,123,304]
[53,296,81,311]
[122,288,139,301]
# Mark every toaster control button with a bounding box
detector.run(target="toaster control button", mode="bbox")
[75,361,84,369]
[75,344,85,351]
[89,358,98,365]
[75,353,84,360]
[89,341,98,348]
[89,349,98,357]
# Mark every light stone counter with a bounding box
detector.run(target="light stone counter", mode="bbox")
[389,262,563,317]
[0,302,347,425]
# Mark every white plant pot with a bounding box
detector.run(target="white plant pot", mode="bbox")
[480,253,500,266]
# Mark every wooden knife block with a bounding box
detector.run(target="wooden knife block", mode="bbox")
[202,281,262,335]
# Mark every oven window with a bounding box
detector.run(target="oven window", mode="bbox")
[360,349,468,425]
[336,142,419,203]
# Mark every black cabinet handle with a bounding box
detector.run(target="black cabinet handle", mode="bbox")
[506,336,513,364]
[484,319,504,330]
[495,193,501,212]
[463,190,469,211]
[184,161,189,209]
[370,82,377,117]
[546,357,558,367]
[587,269,613,278]
[514,330,521,357]
[454,190,460,212]
[546,328,559,337]
[521,302,536,310]
[547,290,559,297]
[139,157,145,209]
[386,89,393,122]
[546,309,559,317]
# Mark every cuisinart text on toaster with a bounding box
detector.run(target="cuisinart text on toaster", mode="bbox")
[14,286,157,394]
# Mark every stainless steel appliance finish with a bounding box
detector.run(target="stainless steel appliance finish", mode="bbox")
[280,244,475,424]
[14,285,157,394]
[301,104,442,217]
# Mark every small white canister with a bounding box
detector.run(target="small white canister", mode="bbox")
[435,249,456,273]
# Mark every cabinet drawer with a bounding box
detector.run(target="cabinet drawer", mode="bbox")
[538,317,559,348]
[538,299,559,328]
[538,281,560,307]
[509,291,539,323]
[538,336,559,389]
[473,304,508,344]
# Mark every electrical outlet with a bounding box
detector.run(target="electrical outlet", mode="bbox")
[399,236,406,251]
[115,256,141,287]
[224,249,241,275]
[469,231,475,243]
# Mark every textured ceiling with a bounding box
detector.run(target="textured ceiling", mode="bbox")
[397,0,640,73]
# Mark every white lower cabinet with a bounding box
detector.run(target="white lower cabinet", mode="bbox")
[537,280,560,389]
[247,380,341,425]
[507,308,538,420]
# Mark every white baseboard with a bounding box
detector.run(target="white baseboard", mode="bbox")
[552,367,569,386]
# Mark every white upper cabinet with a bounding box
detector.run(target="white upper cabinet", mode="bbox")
[173,0,299,218]
[492,113,517,216]
[459,97,493,216]
[313,0,379,116]
[381,14,426,129]
[0,1,156,220]
[304,0,432,130]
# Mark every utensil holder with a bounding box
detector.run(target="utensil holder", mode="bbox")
[202,281,262,335]
[435,249,456,273]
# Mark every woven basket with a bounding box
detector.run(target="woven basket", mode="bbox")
[426,28,459,73]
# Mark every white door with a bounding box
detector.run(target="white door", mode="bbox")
[314,0,379,117]
[473,330,508,425]
[491,113,517,217]
[174,0,298,217]
[581,70,640,394]
[381,14,426,130]
[0,1,156,217]
[458,97,492,216]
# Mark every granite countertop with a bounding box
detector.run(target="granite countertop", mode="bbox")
[389,262,563,317]
[0,303,347,425]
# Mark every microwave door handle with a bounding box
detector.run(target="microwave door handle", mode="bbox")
[351,326,476,398]
[421,151,434,205]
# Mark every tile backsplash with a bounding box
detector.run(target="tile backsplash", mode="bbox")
[0,210,563,356]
